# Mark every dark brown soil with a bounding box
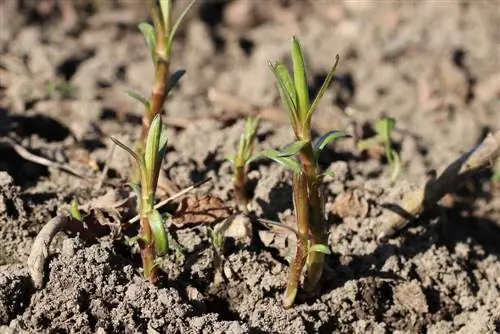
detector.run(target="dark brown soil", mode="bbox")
[1,1,499,333]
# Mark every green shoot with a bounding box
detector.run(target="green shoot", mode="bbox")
[492,170,500,182]
[127,0,194,142]
[226,117,260,211]
[112,114,169,283]
[69,199,82,221]
[264,37,349,308]
[207,226,225,271]
[357,117,401,183]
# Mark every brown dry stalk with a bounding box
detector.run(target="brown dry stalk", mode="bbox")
[378,130,500,241]
[27,214,71,289]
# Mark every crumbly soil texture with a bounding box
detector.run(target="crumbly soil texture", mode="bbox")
[1,1,499,333]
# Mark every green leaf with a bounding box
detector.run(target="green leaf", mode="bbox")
[166,69,186,95]
[138,22,156,63]
[70,200,82,221]
[309,244,331,255]
[156,127,169,175]
[269,61,299,127]
[166,0,196,53]
[279,139,309,158]
[260,149,301,173]
[291,37,309,120]
[306,54,340,126]
[375,117,395,142]
[159,0,172,32]
[111,137,145,172]
[148,210,168,256]
[145,114,162,177]
[125,90,150,108]
[493,170,500,182]
[313,130,350,161]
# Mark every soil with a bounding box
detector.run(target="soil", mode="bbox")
[1,0,500,333]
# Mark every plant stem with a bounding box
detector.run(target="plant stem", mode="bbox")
[139,215,158,283]
[284,172,309,308]
[296,139,326,291]
[234,165,248,211]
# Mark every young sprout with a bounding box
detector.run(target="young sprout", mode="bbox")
[227,117,260,211]
[264,37,349,307]
[207,226,225,272]
[69,199,82,221]
[112,114,169,283]
[357,117,401,183]
[126,0,195,142]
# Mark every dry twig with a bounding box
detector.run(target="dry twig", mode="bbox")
[378,130,500,241]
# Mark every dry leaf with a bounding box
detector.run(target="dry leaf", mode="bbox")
[172,195,231,227]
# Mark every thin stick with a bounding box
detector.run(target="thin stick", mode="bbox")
[0,137,115,186]
[128,177,212,224]
[378,130,500,241]
[27,214,71,289]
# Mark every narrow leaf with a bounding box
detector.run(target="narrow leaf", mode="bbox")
[138,22,156,63]
[306,54,340,125]
[313,130,350,161]
[279,139,309,158]
[166,0,196,52]
[111,137,148,187]
[156,128,169,175]
[291,37,309,120]
[125,90,150,108]
[145,114,162,176]
[159,0,172,32]
[148,209,168,256]
[309,244,331,255]
[269,62,299,126]
[166,69,186,95]
[111,137,145,171]
[260,149,301,173]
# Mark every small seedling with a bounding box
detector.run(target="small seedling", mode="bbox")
[492,170,500,182]
[357,117,401,183]
[264,37,349,307]
[127,0,194,142]
[226,117,260,211]
[112,114,169,283]
[69,199,82,221]
[207,226,225,271]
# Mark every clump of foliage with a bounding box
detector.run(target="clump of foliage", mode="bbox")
[264,37,348,308]
[357,117,401,183]
[226,116,260,211]
[112,115,169,283]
